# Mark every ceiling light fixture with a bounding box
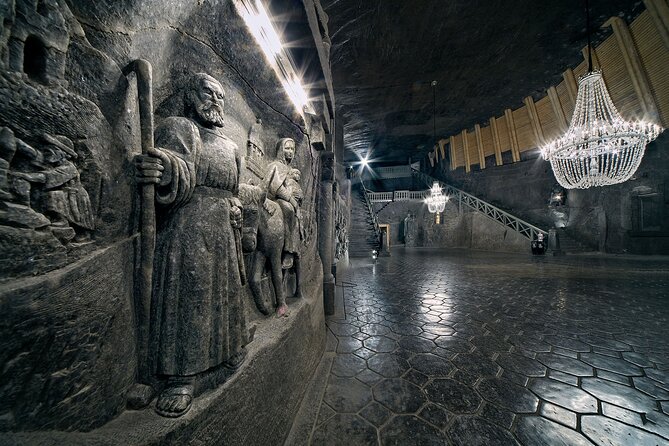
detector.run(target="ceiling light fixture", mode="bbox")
[540,0,662,189]
[424,81,449,213]
[425,181,448,213]
[234,0,315,115]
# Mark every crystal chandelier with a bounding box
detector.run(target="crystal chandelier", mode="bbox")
[425,181,448,213]
[541,1,662,189]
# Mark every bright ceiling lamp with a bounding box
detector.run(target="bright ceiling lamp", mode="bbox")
[541,0,662,189]
[425,182,448,213]
[234,0,315,115]
[424,81,448,213]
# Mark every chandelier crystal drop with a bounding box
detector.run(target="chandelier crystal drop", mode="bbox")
[541,71,662,189]
[425,182,448,213]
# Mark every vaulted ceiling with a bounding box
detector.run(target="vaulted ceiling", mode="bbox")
[321,0,644,164]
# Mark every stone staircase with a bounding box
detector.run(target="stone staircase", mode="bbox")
[348,186,380,257]
[555,228,596,254]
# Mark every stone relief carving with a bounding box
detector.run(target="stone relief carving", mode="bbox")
[0,127,96,270]
[403,212,416,246]
[135,73,248,418]
[240,137,305,317]
[245,117,266,180]
[334,182,348,261]
[0,0,326,435]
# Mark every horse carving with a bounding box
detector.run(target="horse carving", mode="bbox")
[239,184,302,317]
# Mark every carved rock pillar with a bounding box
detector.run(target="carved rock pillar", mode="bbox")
[319,151,335,315]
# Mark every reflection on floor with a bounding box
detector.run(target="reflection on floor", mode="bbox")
[288,248,669,446]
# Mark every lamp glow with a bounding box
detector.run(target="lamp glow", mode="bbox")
[234,0,314,114]
[425,181,447,213]
[541,71,662,189]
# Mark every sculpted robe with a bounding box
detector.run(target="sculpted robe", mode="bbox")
[150,117,247,376]
[265,160,300,254]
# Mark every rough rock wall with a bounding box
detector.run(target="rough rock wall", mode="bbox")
[0,0,326,433]
[437,134,669,254]
[374,199,529,253]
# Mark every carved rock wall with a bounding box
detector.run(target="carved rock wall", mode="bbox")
[438,134,669,254]
[1,0,326,434]
[375,199,529,253]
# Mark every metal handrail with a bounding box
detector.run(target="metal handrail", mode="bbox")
[411,168,548,241]
[360,180,382,247]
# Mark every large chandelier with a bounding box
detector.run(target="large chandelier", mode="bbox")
[541,71,661,189]
[425,182,448,213]
[541,1,662,189]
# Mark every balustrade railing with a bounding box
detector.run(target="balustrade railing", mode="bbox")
[363,169,547,241]
[411,169,548,240]
[360,180,382,248]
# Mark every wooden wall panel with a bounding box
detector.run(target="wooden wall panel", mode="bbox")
[597,32,641,119]
[512,107,535,151]
[432,9,667,173]
[536,96,560,142]
[466,130,478,166]
[555,81,574,122]
[480,124,494,157]
[496,113,511,152]
[632,10,669,126]
[453,132,465,169]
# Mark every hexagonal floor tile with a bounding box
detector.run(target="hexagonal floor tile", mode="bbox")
[311,414,378,446]
[380,415,448,446]
[515,416,592,446]
[529,378,597,413]
[496,352,547,377]
[368,353,411,378]
[424,378,481,414]
[373,378,427,413]
[409,353,454,377]
[331,354,368,378]
[324,376,373,413]
[477,377,539,413]
[448,416,520,446]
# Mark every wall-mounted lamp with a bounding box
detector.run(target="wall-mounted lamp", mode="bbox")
[234,0,315,115]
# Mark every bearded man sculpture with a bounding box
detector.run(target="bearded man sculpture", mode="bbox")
[136,73,247,418]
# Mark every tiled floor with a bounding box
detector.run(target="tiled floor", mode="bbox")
[294,248,669,445]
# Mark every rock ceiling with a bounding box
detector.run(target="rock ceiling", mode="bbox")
[321,0,644,164]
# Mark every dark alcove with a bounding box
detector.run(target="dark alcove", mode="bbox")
[23,35,48,84]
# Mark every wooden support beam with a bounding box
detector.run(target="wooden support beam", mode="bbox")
[504,108,521,162]
[489,116,503,166]
[562,68,578,108]
[474,124,486,169]
[604,16,661,122]
[547,86,569,132]
[644,0,669,51]
[524,96,545,148]
[462,129,471,173]
[449,135,457,171]
[438,139,446,160]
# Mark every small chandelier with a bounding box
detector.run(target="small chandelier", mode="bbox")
[541,1,662,189]
[425,181,448,213]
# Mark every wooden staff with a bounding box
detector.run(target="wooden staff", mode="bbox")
[122,59,155,387]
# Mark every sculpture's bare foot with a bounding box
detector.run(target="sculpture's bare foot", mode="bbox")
[155,384,193,418]
[282,253,294,269]
[276,303,289,317]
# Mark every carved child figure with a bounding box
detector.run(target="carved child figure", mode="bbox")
[266,138,302,269]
